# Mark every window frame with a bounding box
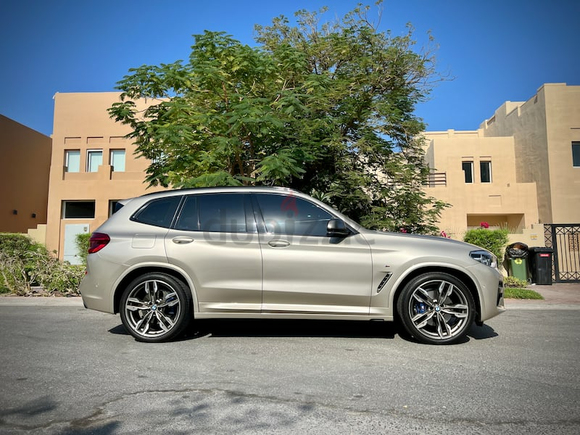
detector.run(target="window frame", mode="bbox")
[462,161,474,184]
[110,149,126,172]
[64,150,81,173]
[573,142,580,168]
[86,149,103,173]
[62,200,96,219]
[480,161,492,183]
[108,200,122,217]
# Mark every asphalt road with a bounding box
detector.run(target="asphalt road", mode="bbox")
[0,302,579,434]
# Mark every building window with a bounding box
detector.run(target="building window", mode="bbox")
[480,161,492,183]
[62,201,95,219]
[64,150,80,173]
[109,200,122,216]
[110,149,126,172]
[462,161,473,183]
[573,142,580,167]
[87,150,103,172]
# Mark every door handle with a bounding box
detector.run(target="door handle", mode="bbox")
[172,236,194,244]
[268,239,290,248]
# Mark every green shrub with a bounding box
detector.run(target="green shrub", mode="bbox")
[463,228,509,262]
[34,252,84,295]
[504,276,528,288]
[0,234,47,294]
[75,232,91,266]
[0,233,83,296]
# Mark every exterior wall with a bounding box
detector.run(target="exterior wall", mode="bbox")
[544,84,580,223]
[0,115,51,234]
[480,83,580,224]
[507,223,545,247]
[46,92,166,259]
[423,130,538,239]
[28,224,47,245]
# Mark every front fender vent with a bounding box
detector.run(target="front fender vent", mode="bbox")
[377,273,393,294]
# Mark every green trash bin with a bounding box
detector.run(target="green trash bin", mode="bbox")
[505,242,529,282]
[508,257,528,281]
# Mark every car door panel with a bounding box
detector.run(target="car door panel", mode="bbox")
[260,233,373,314]
[254,193,373,315]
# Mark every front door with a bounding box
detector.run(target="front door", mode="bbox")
[63,223,89,265]
[254,193,373,315]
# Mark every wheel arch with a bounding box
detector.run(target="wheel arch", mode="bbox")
[391,266,482,322]
[113,266,195,314]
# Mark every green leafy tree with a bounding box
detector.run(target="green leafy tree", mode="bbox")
[109,2,448,233]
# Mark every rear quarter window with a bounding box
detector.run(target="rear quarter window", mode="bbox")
[131,196,182,228]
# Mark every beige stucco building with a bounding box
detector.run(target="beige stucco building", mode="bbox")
[36,83,580,260]
[424,83,580,243]
[0,115,51,235]
[480,83,580,224]
[46,93,166,262]
[423,130,539,238]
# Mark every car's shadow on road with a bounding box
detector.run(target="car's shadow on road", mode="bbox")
[468,322,499,340]
[190,319,400,339]
[109,319,398,340]
[109,319,498,343]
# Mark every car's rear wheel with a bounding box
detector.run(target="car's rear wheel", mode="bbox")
[120,272,192,343]
[397,272,475,345]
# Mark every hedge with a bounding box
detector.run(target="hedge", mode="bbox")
[0,233,84,296]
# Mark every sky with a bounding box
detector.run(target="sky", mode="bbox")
[1,0,579,137]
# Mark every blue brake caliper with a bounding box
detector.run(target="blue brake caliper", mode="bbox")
[414,302,427,315]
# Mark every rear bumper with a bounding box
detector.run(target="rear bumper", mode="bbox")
[78,255,123,314]
[79,274,115,314]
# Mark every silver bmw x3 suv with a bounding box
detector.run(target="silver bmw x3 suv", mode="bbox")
[80,186,505,344]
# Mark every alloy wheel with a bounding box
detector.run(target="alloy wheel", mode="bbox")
[123,279,182,339]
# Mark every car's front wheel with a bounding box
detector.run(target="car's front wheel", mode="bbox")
[120,272,192,343]
[397,272,475,345]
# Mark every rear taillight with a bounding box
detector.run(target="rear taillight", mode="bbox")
[88,232,110,254]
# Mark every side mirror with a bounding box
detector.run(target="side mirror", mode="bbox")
[327,219,350,237]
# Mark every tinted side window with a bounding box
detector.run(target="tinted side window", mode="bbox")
[132,196,181,228]
[198,194,247,233]
[256,194,333,236]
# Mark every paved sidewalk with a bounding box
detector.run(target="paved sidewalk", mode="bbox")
[1,282,579,309]
[505,282,580,310]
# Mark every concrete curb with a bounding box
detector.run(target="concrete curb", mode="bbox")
[0,296,84,307]
[504,300,580,310]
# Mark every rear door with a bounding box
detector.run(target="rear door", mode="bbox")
[165,193,262,313]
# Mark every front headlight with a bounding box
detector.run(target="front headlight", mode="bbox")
[470,250,498,268]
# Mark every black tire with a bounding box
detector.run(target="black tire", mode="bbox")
[119,272,192,343]
[396,272,475,345]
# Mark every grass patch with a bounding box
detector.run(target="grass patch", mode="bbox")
[504,288,544,300]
